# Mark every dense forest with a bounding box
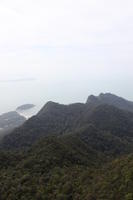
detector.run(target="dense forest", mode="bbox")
[1,93,133,199]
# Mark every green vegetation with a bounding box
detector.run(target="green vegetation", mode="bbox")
[1,132,133,200]
[1,94,133,199]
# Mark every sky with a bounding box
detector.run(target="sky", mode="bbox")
[0,0,133,113]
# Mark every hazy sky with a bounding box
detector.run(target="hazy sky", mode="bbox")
[0,0,133,113]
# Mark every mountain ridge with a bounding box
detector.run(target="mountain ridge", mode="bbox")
[1,93,133,199]
[1,93,133,150]
[87,93,133,112]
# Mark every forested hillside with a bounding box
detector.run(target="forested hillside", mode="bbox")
[2,94,133,150]
[0,94,133,199]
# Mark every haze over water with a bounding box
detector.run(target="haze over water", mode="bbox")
[0,0,133,113]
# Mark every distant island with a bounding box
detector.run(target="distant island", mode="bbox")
[16,104,35,111]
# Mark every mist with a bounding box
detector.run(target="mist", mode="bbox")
[0,0,133,113]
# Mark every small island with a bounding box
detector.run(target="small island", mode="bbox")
[16,104,35,111]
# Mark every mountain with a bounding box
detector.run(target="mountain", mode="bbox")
[0,93,133,199]
[0,111,26,139]
[0,101,87,149]
[0,131,101,200]
[2,93,133,150]
[0,127,133,200]
[87,93,133,112]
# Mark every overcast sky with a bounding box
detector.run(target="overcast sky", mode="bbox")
[0,0,133,113]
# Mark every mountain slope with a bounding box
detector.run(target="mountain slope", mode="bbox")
[91,154,133,200]
[0,111,26,139]
[0,130,104,200]
[0,102,86,149]
[87,93,133,112]
[2,94,133,150]
[0,128,133,200]
[89,104,133,137]
[0,94,133,199]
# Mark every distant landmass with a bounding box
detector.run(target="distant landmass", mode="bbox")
[16,104,35,111]
[16,104,40,119]
[0,111,26,139]
[0,103,37,138]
